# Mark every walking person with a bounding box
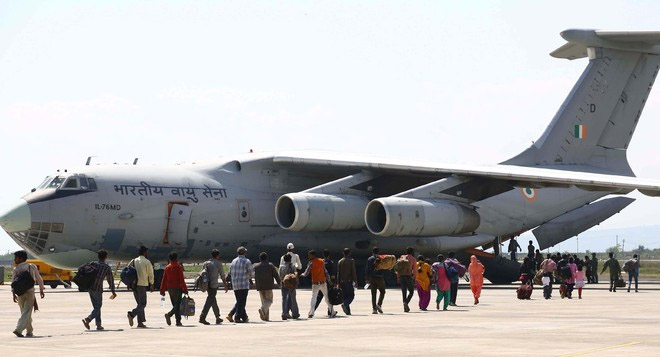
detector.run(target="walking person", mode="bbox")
[336,248,357,315]
[11,250,45,338]
[575,265,586,299]
[300,250,337,318]
[591,253,599,283]
[314,249,335,315]
[253,252,281,321]
[508,238,521,261]
[82,249,116,331]
[468,255,485,305]
[626,254,641,293]
[228,246,254,323]
[584,255,593,284]
[432,254,450,311]
[279,253,300,320]
[540,254,557,299]
[127,246,154,328]
[527,240,535,259]
[600,252,621,292]
[565,257,577,299]
[396,247,417,313]
[365,247,386,314]
[160,252,188,327]
[534,250,544,270]
[444,252,462,306]
[415,255,432,311]
[200,249,228,325]
[279,243,302,319]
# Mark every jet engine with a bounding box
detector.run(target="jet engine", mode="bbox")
[364,197,480,236]
[275,193,369,232]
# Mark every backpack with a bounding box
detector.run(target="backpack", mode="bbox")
[195,270,209,293]
[73,262,99,292]
[180,295,196,318]
[11,267,36,296]
[560,265,571,279]
[622,260,636,273]
[393,257,410,276]
[120,264,137,289]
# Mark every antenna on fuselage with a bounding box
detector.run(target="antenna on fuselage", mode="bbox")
[86,156,97,166]
[133,158,139,165]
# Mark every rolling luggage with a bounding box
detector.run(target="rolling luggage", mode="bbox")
[517,283,533,300]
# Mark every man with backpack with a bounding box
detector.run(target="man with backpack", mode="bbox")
[394,247,417,313]
[279,253,300,320]
[253,252,281,321]
[199,249,228,325]
[11,250,45,338]
[127,246,154,328]
[82,249,116,331]
[601,252,622,292]
[336,248,357,315]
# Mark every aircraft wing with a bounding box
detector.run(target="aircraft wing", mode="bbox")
[271,152,660,197]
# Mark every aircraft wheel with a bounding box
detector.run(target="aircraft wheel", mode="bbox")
[50,283,58,289]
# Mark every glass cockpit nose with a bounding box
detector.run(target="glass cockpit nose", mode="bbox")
[36,174,97,192]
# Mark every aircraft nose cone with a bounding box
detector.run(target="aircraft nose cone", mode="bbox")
[0,199,31,233]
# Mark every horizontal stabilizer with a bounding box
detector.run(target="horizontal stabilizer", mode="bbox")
[532,197,635,250]
[551,29,660,59]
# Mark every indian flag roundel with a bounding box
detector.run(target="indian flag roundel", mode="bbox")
[521,187,537,202]
[574,124,586,139]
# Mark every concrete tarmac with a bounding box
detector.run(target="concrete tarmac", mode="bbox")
[1,283,659,356]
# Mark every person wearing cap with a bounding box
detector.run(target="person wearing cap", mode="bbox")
[279,243,302,319]
[279,243,302,270]
[228,246,255,323]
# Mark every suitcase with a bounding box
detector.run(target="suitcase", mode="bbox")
[180,295,196,318]
[517,284,533,300]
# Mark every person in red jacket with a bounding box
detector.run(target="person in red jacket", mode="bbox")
[160,252,188,326]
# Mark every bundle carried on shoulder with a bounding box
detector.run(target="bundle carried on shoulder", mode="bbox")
[283,273,299,290]
[622,259,637,273]
[445,260,466,277]
[120,263,137,290]
[375,255,397,271]
[393,256,410,276]
[195,269,209,292]
[73,262,99,292]
[533,270,544,286]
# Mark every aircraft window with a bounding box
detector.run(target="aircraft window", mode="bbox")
[63,178,78,189]
[48,177,65,189]
[88,178,97,190]
[51,223,64,233]
[79,177,89,190]
[37,176,51,189]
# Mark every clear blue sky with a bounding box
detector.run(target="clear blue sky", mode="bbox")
[2,1,660,253]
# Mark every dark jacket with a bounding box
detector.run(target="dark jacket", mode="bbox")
[337,257,357,283]
[253,261,281,291]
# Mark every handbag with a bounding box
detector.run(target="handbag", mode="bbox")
[180,295,196,318]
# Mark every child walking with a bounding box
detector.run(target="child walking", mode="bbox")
[575,265,586,299]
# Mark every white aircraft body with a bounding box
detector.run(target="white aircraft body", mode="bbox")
[2,29,660,282]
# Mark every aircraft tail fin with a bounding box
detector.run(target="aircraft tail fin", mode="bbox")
[503,29,660,175]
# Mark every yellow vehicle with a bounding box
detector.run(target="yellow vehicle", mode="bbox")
[27,259,73,289]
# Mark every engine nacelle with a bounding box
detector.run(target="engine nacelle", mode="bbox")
[364,197,480,237]
[275,193,369,232]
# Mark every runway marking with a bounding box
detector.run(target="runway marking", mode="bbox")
[559,341,641,356]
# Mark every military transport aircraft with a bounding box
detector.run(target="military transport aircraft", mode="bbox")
[2,29,660,283]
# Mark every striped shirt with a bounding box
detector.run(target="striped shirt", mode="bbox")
[229,255,254,290]
[91,261,115,293]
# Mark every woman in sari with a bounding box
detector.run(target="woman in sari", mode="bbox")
[468,255,485,305]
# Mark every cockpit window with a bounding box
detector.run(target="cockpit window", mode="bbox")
[79,177,89,190]
[88,178,98,190]
[47,177,65,189]
[37,176,52,189]
[63,178,78,189]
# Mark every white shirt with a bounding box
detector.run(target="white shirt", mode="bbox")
[279,252,302,270]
